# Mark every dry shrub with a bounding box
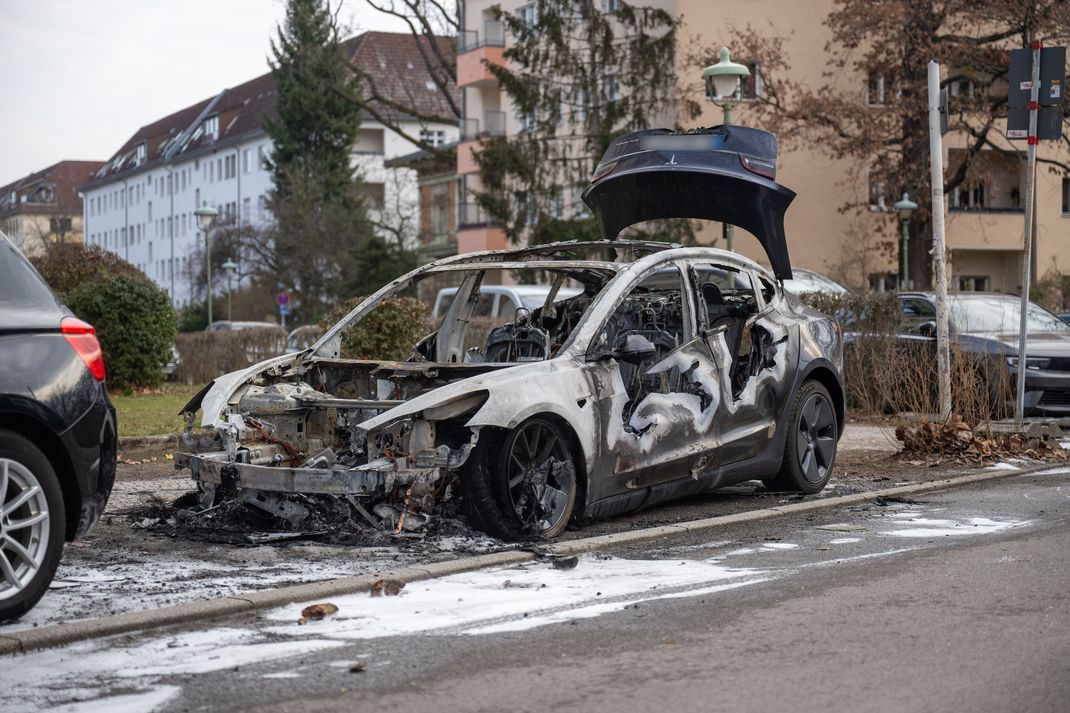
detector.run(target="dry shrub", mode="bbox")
[175,328,287,383]
[802,292,1013,426]
[319,296,431,361]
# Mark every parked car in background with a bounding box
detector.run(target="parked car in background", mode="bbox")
[285,325,324,354]
[1059,312,1070,325]
[431,285,584,322]
[782,268,851,296]
[897,292,1070,415]
[207,320,287,363]
[207,320,283,332]
[0,234,116,620]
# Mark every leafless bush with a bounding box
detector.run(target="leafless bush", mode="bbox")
[802,292,1011,427]
[175,328,287,384]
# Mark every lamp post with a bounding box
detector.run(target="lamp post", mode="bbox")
[894,192,918,291]
[702,47,751,257]
[222,258,237,322]
[194,202,218,325]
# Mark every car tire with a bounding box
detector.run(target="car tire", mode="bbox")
[0,429,65,622]
[764,380,838,494]
[463,417,578,541]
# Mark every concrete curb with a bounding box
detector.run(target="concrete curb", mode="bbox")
[118,434,178,451]
[1,462,1059,657]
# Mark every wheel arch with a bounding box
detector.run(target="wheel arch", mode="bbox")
[0,411,80,540]
[798,362,845,437]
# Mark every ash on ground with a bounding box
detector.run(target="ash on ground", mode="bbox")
[132,489,510,555]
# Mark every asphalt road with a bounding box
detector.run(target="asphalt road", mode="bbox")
[5,466,1069,713]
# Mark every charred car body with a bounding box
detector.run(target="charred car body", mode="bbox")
[176,126,845,540]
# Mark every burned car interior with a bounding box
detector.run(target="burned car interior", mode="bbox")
[174,126,845,542]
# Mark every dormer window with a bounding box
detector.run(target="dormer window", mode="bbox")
[204,115,219,141]
[135,142,147,165]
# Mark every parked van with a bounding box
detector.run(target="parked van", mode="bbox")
[431,285,583,321]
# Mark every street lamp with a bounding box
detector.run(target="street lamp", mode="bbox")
[194,202,218,325]
[702,47,751,260]
[894,192,918,291]
[222,258,238,322]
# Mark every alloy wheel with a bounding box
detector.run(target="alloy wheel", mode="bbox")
[0,458,51,601]
[796,393,837,484]
[504,419,575,534]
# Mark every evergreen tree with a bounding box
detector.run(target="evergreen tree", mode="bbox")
[264,0,372,318]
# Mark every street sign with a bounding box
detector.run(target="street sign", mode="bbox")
[279,304,289,316]
[1007,46,1066,140]
[277,291,290,306]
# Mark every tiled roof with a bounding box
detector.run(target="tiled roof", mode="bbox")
[349,31,457,122]
[0,160,105,217]
[84,31,458,189]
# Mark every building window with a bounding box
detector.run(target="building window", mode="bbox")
[518,3,536,28]
[868,173,889,211]
[243,197,251,223]
[360,183,386,210]
[430,183,449,239]
[867,73,885,106]
[258,144,270,170]
[740,62,762,100]
[419,129,446,147]
[868,273,898,293]
[957,275,990,292]
[204,115,219,140]
[135,142,146,165]
[257,194,267,221]
[1063,177,1070,215]
[601,0,621,11]
[49,217,72,233]
[604,72,621,105]
[243,148,251,174]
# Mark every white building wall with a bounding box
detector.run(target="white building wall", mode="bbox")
[84,119,457,306]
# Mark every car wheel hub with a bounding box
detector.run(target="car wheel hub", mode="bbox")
[0,458,51,601]
[796,393,836,484]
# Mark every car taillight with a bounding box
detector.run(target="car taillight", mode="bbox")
[739,154,777,179]
[62,317,106,381]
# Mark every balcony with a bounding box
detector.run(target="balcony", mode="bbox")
[457,112,506,175]
[457,203,507,254]
[457,20,505,88]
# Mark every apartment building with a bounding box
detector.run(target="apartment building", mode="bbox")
[456,1,1070,293]
[0,160,103,257]
[82,31,458,305]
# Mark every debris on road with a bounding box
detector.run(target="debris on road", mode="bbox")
[298,602,339,625]
[370,579,405,597]
[349,660,368,673]
[552,556,580,570]
[816,523,866,532]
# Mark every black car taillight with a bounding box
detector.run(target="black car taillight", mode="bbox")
[62,316,106,381]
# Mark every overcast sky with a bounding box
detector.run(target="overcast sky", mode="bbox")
[0,0,410,186]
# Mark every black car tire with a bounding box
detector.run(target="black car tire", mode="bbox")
[463,417,577,541]
[764,380,838,494]
[0,429,65,622]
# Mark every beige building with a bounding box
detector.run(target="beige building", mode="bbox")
[0,160,103,257]
[456,1,1069,296]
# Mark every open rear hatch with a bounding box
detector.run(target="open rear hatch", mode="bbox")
[580,126,796,280]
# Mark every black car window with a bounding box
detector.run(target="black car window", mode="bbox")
[899,298,936,336]
[0,238,63,312]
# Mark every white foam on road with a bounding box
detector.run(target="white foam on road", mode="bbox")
[828,537,862,544]
[881,514,1029,538]
[263,555,771,640]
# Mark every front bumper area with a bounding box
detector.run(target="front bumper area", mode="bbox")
[174,450,448,496]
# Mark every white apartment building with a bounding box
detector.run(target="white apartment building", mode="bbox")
[82,31,458,305]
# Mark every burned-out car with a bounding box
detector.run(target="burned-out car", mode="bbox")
[176,126,844,540]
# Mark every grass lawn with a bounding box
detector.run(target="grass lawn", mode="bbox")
[111,383,205,438]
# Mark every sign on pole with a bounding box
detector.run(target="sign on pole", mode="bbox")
[1006,43,1066,425]
[277,291,290,329]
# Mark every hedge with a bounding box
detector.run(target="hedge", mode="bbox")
[67,276,176,390]
[319,296,431,361]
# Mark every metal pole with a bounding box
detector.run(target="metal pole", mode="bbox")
[1015,41,1042,426]
[723,101,735,289]
[205,227,213,326]
[928,60,952,421]
[900,218,910,290]
[227,273,233,322]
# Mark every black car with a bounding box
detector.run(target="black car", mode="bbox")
[0,235,116,620]
[898,292,1070,415]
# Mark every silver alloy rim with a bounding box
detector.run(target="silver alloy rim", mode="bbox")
[505,419,574,534]
[796,393,837,484]
[0,458,51,601]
